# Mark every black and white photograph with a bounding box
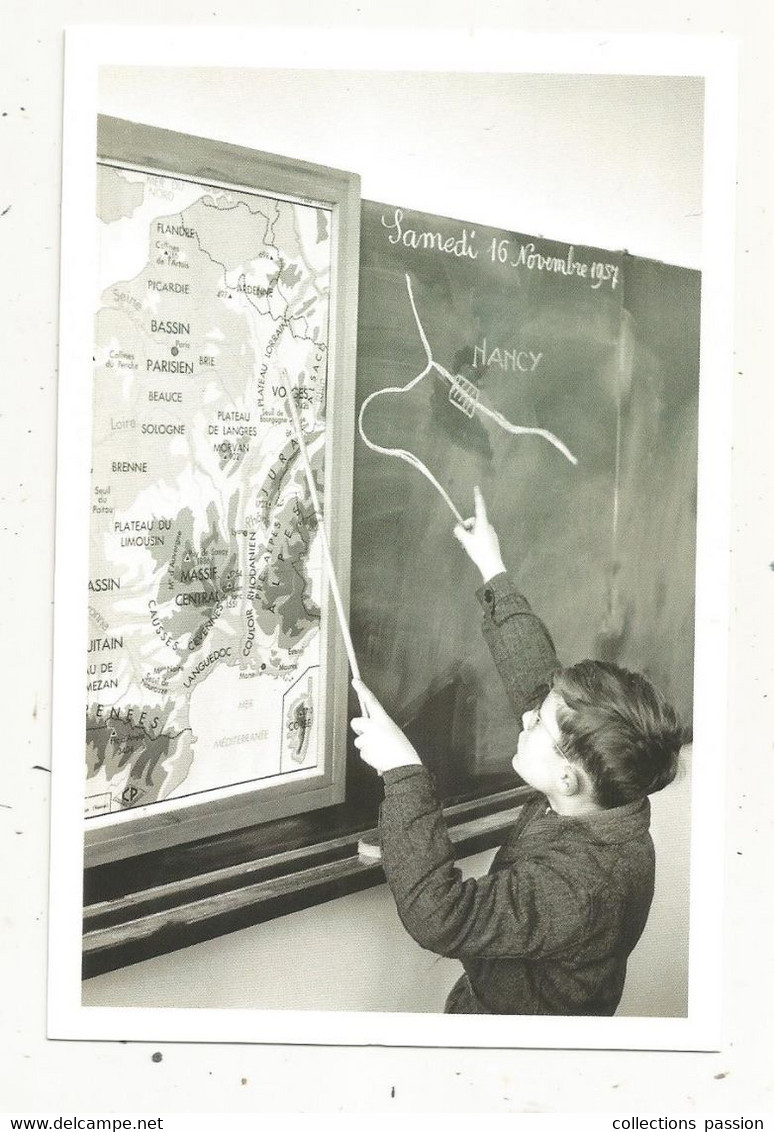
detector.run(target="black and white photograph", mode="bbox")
[2,5,771,1119]
[47,29,731,1049]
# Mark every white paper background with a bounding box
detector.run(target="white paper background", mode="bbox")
[1,0,772,1116]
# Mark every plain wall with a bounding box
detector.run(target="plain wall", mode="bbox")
[81,67,700,1016]
[98,67,704,267]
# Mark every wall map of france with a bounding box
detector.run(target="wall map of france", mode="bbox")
[85,163,331,819]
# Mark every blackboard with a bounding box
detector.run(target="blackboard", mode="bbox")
[350,201,698,793]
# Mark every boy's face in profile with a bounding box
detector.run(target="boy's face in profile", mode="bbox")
[512,690,570,796]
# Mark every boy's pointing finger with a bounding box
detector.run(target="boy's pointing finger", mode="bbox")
[474,485,487,522]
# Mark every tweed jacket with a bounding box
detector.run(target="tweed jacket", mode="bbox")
[379,573,657,1015]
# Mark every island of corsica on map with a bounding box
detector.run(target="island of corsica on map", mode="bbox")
[86,163,331,821]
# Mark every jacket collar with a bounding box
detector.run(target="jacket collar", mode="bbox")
[526,796,651,845]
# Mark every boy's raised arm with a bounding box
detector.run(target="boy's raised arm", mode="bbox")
[376,766,596,962]
[455,487,559,715]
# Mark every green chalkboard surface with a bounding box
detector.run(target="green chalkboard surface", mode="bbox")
[350,201,698,795]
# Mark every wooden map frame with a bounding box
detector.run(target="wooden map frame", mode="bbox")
[84,117,361,866]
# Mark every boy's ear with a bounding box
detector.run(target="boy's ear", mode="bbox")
[557,764,582,797]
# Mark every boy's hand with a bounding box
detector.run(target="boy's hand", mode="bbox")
[453,486,506,583]
[351,680,423,776]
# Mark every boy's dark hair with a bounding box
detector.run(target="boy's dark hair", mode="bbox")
[551,660,689,809]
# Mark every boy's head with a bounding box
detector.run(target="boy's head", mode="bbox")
[513,661,688,811]
[551,660,687,809]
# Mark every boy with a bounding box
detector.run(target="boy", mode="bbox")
[351,487,688,1015]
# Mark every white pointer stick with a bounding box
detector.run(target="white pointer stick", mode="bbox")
[284,389,368,716]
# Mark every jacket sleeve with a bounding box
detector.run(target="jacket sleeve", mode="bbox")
[379,767,595,960]
[476,572,560,714]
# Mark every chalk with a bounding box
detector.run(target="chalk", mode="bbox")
[284,388,367,715]
[356,830,383,861]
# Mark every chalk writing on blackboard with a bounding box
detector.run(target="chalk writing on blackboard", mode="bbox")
[358,273,577,522]
[380,208,620,291]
